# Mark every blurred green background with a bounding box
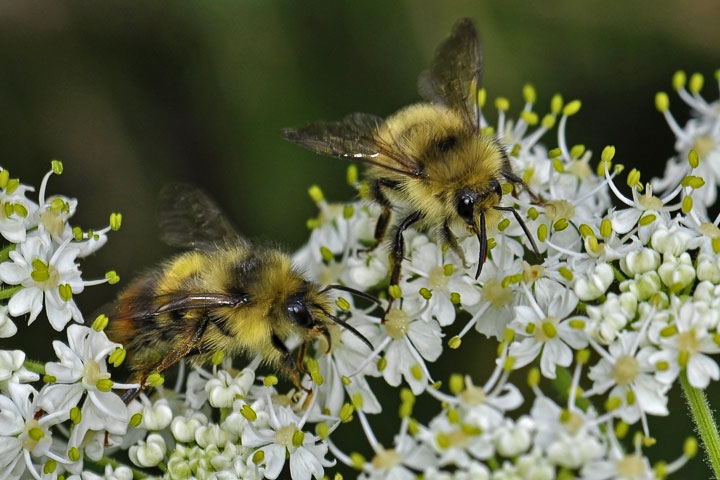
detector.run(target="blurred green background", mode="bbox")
[2,0,720,476]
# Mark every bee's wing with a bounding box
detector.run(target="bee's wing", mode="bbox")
[417,18,483,131]
[158,183,245,250]
[116,291,249,321]
[281,113,423,178]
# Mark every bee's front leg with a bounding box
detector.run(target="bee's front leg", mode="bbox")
[271,334,310,394]
[360,179,397,254]
[442,220,467,268]
[386,211,421,315]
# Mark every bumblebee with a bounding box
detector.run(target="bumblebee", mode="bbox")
[281,18,538,290]
[106,184,374,402]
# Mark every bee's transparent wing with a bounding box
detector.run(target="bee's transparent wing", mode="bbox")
[158,183,245,250]
[417,18,483,131]
[281,113,423,178]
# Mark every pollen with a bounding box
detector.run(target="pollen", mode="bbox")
[427,266,449,290]
[482,279,513,308]
[384,308,410,340]
[544,199,575,222]
[275,424,300,448]
[372,449,403,470]
[523,263,545,284]
[612,355,639,387]
[615,454,646,478]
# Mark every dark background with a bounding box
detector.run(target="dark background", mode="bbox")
[2,0,719,476]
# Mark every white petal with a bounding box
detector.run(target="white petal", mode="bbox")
[0,263,27,285]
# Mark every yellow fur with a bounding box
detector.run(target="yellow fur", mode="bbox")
[107,243,335,385]
[369,103,509,233]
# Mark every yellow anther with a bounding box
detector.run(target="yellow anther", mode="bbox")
[655,92,669,112]
[569,319,586,330]
[308,185,324,204]
[495,97,510,111]
[541,113,556,129]
[130,413,143,427]
[388,284,402,299]
[576,348,590,364]
[58,284,72,302]
[578,224,594,238]
[552,158,565,173]
[418,287,432,300]
[109,347,126,367]
[570,144,585,159]
[520,111,538,125]
[241,404,258,421]
[320,246,334,263]
[522,83,537,104]
[346,165,358,185]
[689,72,704,94]
[537,223,548,242]
[51,160,64,175]
[92,314,109,332]
[672,70,686,90]
[550,94,563,114]
[96,379,114,392]
[688,149,700,169]
[553,218,568,231]
[110,212,122,231]
[477,88,487,108]
[638,214,656,226]
[548,147,563,158]
[252,450,265,465]
[211,350,225,365]
[336,297,350,311]
[448,336,461,349]
[527,367,540,387]
[626,168,642,190]
[562,100,581,116]
[449,373,464,394]
[343,205,354,219]
[527,207,539,220]
[682,196,693,214]
[684,437,698,458]
[600,218,612,238]
[681,175,705,189]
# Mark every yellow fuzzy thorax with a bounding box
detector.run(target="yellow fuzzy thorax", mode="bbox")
[110,243,335,378]
[368,103,507,229]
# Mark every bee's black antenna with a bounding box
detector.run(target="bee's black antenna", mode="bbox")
[319,284,383,307]
[314,303,374,351]
[475,211,488,280]
[493,206,541,260]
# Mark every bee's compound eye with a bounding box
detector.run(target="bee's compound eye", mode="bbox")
[491,180,502,199]
[287,301,313,328]
[456,193,475,225]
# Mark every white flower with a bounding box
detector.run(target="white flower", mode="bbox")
[0,306,16,338]
[139,398,173,431]
[509,287,585,378]
[657,252,696,291]
[587,332,670,424]
[129,432,167,468]
[586,293,637,344]
[494,417,534,457]
[171,413,207,443]
[37,325,128,448]
[0,383,65,480]
[205,368,255,408]
[0,232,84,329]
[0,176,37,244]
[652,300,720,388]
[242,404,333,480]
[574,263,613,301]
[0,350,39,391]
[401,235,481,325]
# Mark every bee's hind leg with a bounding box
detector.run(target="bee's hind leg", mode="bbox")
[442,221,468,268]
[359,179,398,254]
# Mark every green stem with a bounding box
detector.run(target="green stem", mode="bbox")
[0,285,22,300]
[552,366,592,412]
[0,244,15,262]
[87,456,148,479]
[23,359,46,375]
[681,370,720,478]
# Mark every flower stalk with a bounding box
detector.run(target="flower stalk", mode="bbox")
[681,370,720,478]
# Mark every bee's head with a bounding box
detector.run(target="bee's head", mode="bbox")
[282,284,374,354]
[455,180,502,228]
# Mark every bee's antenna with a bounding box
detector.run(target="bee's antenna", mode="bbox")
[475,211,488,280]
[493,206,541,260]
[319,284,383,307]
[315,304,374,351]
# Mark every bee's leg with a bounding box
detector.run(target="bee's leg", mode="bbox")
[296,341,309,374]
[120,319,210,405]
[360,179,398,254]
[502,171,543,204]
[271,334,310,394]
[442,221,467,268]
[386,211,421,314]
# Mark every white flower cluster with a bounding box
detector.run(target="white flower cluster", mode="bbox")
[3,72,720,479]
[0,163,131,479]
